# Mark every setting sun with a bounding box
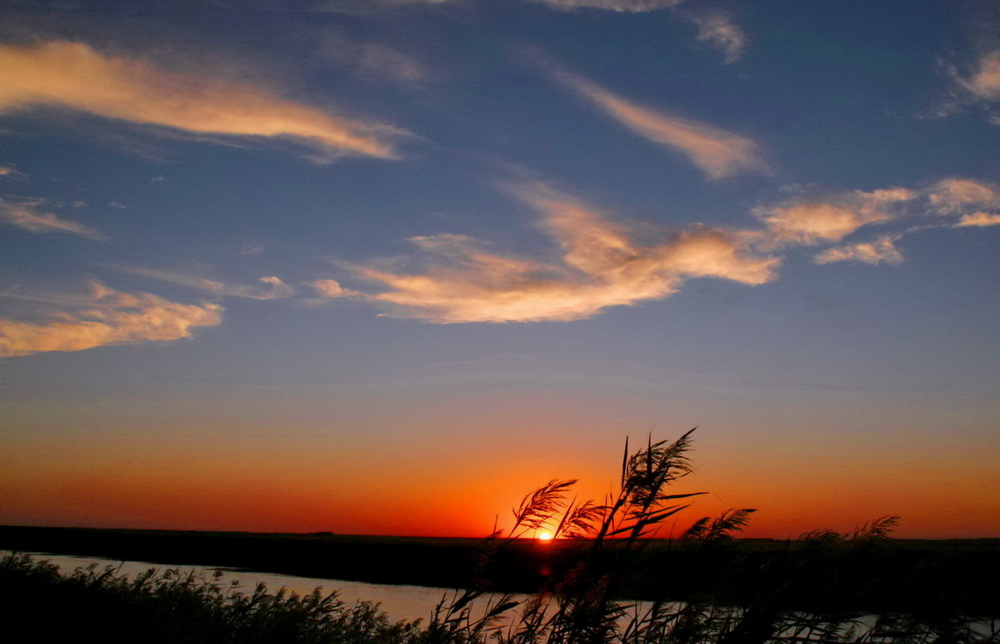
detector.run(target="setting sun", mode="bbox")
[536,531,553,542]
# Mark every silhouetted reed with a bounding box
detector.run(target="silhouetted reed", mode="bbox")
[0,551,422,643]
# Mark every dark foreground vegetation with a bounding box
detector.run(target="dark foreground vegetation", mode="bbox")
[2,526,998,616]
[4,431,999,642]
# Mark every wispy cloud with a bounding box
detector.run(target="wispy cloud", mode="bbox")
[939,50,1000,124]
[115,266,295,300]
[525,0,682,11]
[543,62,765,178]
[927,178,1000,214]
[957,212,1000,227]
[317,37,428,87]
[814,235,903,266]
[523,2,748,62]
[687,11,747,63]
[311,174,1000,324]
[322,183,777,323]
[755,188,915,245]
[957,50,1000,102]
[311,279,361,298]
[0,41,404,159]
[0,197,106,240]
[758,179,1000,263]
[0,282,222,357]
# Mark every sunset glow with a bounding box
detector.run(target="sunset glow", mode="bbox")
[0,1,998,541]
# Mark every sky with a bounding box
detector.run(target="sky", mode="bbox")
[1,0,998,540]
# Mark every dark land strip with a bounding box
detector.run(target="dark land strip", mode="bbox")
[2,525,998,616]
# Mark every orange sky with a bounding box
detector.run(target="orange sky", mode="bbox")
[5,416,998,538]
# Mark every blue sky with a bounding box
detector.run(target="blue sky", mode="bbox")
[1,0,998,537]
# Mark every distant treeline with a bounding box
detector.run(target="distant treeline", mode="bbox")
[2,525,998,616]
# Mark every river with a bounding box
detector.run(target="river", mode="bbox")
[14,551,462,623]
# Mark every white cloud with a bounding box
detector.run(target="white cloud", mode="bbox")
[323,184,777,323]
[688,11,747,63]
[0,41,404,160]
[546,65,765,178]
[0,197,106,240]
[316,35,429,87]
[332,38,429,85]
[357,43,427,84]
[0,283,222,357]
[814,236,903,266]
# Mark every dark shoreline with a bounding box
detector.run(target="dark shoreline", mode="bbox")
[3,525,999,616]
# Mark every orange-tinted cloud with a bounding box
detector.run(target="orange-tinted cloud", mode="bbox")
[548,66,764,178]
[940,50,1000,124]
[328,184,777,323]
[958,50,1000,102]
[758,179,1000,262]
[756,188,915,244]
[311,279,361,298]
[956,212,1000,227]
[927,178,1000,214]
[0,282,222,357]
[315,177,1000,323]
[0,197,105,240]
[0,41,403,159]
[814,235,903,265]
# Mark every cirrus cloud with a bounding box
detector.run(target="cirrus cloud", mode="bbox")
[312,175,1000,324]
[544,63,765,178]
[688,11,747,63]
[0,41,404,160]
[939,50,1000,124]
[814,235,904,266]
[0,282,222,357]
[322,184,778,323]
[0,197,106,240]
[956,212,1000,227]
[928,178,1000,214]
[755,188,915,245]
[113,265,296,301]
[958,50,1000,102]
